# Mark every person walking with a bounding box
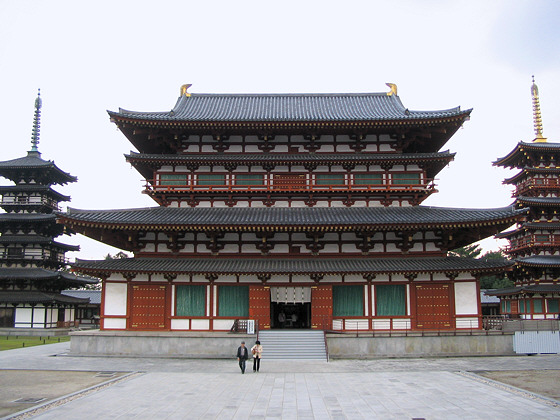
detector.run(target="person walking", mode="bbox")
[251,340,263,372]
[236,341,249,374]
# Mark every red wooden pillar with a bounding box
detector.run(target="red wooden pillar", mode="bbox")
[249,285,271,330]
[311,285,332,330]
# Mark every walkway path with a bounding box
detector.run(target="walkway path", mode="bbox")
[1,343,559,419]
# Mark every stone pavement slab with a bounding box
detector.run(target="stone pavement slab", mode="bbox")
[1,343,559,419]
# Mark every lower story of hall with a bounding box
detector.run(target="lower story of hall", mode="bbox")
[101,280,484,332]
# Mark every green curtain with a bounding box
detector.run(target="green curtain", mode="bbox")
[520,299,526,314]
[160,174,187,186]
[547,299,559,313]
[218,286,249,317]
[533,299,543,313]
[315,173,345,185]
[176,285,206,316]
[376,284,406,316]
[392,173,421,185]
[198,174,226,186]
[354,173,383,185]
[333,285,363,316]
[235,174,264,186]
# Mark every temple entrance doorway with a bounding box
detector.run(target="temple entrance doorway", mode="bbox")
[270,287,311,329]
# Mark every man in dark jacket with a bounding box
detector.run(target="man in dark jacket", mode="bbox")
[236,341,249,374]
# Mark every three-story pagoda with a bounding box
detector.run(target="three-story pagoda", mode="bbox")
[62,84,523,333]
[491,78,560,319]
[0,92,95,329]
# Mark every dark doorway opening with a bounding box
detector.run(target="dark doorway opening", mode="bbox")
[0,308,14,328]
[271,302,310,329]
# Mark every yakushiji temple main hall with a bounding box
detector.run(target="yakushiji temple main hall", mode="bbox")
[60,82,525,343]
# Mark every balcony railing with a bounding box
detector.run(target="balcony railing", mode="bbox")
[505,238,560,253]
[515,178,560,196]
[1,253,71,264]
[144,179,436,193]
[1,197,60,210]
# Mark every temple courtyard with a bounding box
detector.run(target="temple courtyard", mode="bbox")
[0,342,559,419]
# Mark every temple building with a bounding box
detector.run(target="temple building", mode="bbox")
[0,92,95,329]
[490,78,560,319]
[62,84,523,333]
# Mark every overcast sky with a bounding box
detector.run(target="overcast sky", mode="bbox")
[1,0,559,260]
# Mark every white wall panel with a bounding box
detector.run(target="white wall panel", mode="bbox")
[103,318,127,329]
[454,282,478,315]
[104,283,128,316]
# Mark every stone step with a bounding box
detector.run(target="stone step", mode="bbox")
[258,329,327,360]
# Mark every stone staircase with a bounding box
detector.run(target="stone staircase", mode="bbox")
[257,330,327,360]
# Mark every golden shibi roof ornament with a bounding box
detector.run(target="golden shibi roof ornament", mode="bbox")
[180,84,192,97]
[386,83,398,96]
[531,76,547,143]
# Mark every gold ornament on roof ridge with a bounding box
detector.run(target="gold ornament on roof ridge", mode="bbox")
[531,76,547,143]
[386,83,398,96]
[180,84,192,97]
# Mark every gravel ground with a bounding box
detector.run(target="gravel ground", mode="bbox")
[475,369,560,402]
[0,370,127,418]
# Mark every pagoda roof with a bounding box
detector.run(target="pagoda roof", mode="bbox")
[110,92,470,124]
[0,235,79,251]
[0,267,97,284]
[503,167,560,185]
[485,284,560,296]
[0,213,57,222]
[60,205,522,231]
[494,141,560,168]
[515,255,560,268]
[496,221,560,239]
[0,151,77,185]
[0,290,90,305]
[126,151,454,180]
[0,185,70,201]
[73,256,512,276]
[516,196,560,207]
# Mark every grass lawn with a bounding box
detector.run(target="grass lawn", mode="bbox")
[0,335,70,351]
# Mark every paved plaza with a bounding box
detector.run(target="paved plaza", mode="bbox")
[0,343,559,419]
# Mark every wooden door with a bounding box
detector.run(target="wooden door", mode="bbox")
[273,174,307,190]
[414,283,452,330]
[130,284,168,330]
[249,285,271,330]
[311,285,332,329]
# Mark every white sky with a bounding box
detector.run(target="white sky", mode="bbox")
[0,0,559,260]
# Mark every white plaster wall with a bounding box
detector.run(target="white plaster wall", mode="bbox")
[171,319,190,330]
[33,306,46,326]
[104,318,127,329]
[454,282,478,315]
[191,319,210,330]
[104,283,128,316]
[213,319,236,330]
[393,319,411,329]
[132,274,149,282]
[372,320,391,330]
[15,307,32,327]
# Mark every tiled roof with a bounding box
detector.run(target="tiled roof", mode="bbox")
[62,289,101,304]
[0,151,77,185]
[494,141,560,168]
[481,290,500,304]
[0,185,70,202]
[73,256,512,275]
[486,284,560,296]
[109,93,470,123]
[0,290,90,304]
[126,151,455,164]
[0,235,79,250]
[0,213,57,223]
[0,267,97,284]
[61,206,523,230]
[517,196,560,206]
[516,255,560,267]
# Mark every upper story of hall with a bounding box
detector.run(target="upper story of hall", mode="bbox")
[109,85,471,207]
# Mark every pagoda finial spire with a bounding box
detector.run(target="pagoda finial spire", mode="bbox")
[531,76,547,143]
[29,89,42,154]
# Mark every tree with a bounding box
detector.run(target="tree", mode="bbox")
[448,244,483,258]
[105,251,130,259]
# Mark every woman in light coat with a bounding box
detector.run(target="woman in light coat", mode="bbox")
[251,340,263,372]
